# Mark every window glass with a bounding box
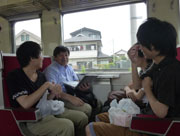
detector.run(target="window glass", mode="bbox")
[14,19,41,50]
[21,35,24,41]
[26,34,29,41]
[63,3,147,72]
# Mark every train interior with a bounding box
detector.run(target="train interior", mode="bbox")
[0,0,180,135]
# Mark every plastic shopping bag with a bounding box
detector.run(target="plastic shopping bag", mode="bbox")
[36,91,65,117]
[108,98,140,127]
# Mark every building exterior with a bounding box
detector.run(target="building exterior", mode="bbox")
[15,29,129,70]
[112,49,130,69]
[114,49,128,58]
[15,29,41,48]
[64,27,112,70]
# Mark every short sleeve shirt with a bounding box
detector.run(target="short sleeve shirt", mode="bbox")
[7,68,46,108]
[144,57,180,117]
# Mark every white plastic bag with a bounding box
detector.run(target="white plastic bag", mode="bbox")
[36,91,65,117]
[108,98,140,127]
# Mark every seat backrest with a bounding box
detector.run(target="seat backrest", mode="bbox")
[41,56,52,72]
[2,54,52,108]
[176,47,180,61]
[2,55,19,108]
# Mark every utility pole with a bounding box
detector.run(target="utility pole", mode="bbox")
[130,4,137,46]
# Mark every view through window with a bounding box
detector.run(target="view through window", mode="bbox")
[14,19,41,51]
[63,3,147,72]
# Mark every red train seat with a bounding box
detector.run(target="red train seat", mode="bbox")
[130,114,180,136]
[176,47,180,61]
[0,109,23,136]
[0,52,52,136]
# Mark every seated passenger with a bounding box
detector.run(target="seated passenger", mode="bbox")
[7,41,87,136]
[124,43,152,106]
[44,45,101,120]
[102,43,152,112]
[85,17,180,136]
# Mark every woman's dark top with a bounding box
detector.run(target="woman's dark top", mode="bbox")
[7,68,46,108]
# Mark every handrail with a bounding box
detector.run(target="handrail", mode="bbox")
[0,50,3,70]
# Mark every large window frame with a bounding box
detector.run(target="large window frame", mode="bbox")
[9,13,40,53]
[62,1,147,72]
[13,18,41,52]
[61,0,144,14]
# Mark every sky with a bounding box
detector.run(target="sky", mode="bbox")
[15,3,147,56]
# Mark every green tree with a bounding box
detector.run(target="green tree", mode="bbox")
[120,55,127,60]
[81,65,86,73]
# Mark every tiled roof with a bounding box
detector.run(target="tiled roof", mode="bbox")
[70,27,101,37]
[15,29,41,41]
[98,51,110,58]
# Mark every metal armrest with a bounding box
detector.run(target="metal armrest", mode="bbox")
[165,120,180,136]
[130,114,172,135]
[0,107,41,136]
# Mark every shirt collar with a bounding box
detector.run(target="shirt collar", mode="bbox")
[153,57,176,70]
[53,61,68,69]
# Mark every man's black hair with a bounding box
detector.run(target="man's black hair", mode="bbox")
[137,17,177,58]
[53,45,70,57]
[16,41,41,68]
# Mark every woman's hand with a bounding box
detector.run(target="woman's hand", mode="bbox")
[128,44,140,63]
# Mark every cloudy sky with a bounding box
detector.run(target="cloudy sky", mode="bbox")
[15,2,147,55]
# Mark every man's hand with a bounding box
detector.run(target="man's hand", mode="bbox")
[78,83,90,91]
[48,82,62,98]
[69,95,84,106]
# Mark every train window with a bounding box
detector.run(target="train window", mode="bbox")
[63,2,147,72]
[14,19,41,50]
